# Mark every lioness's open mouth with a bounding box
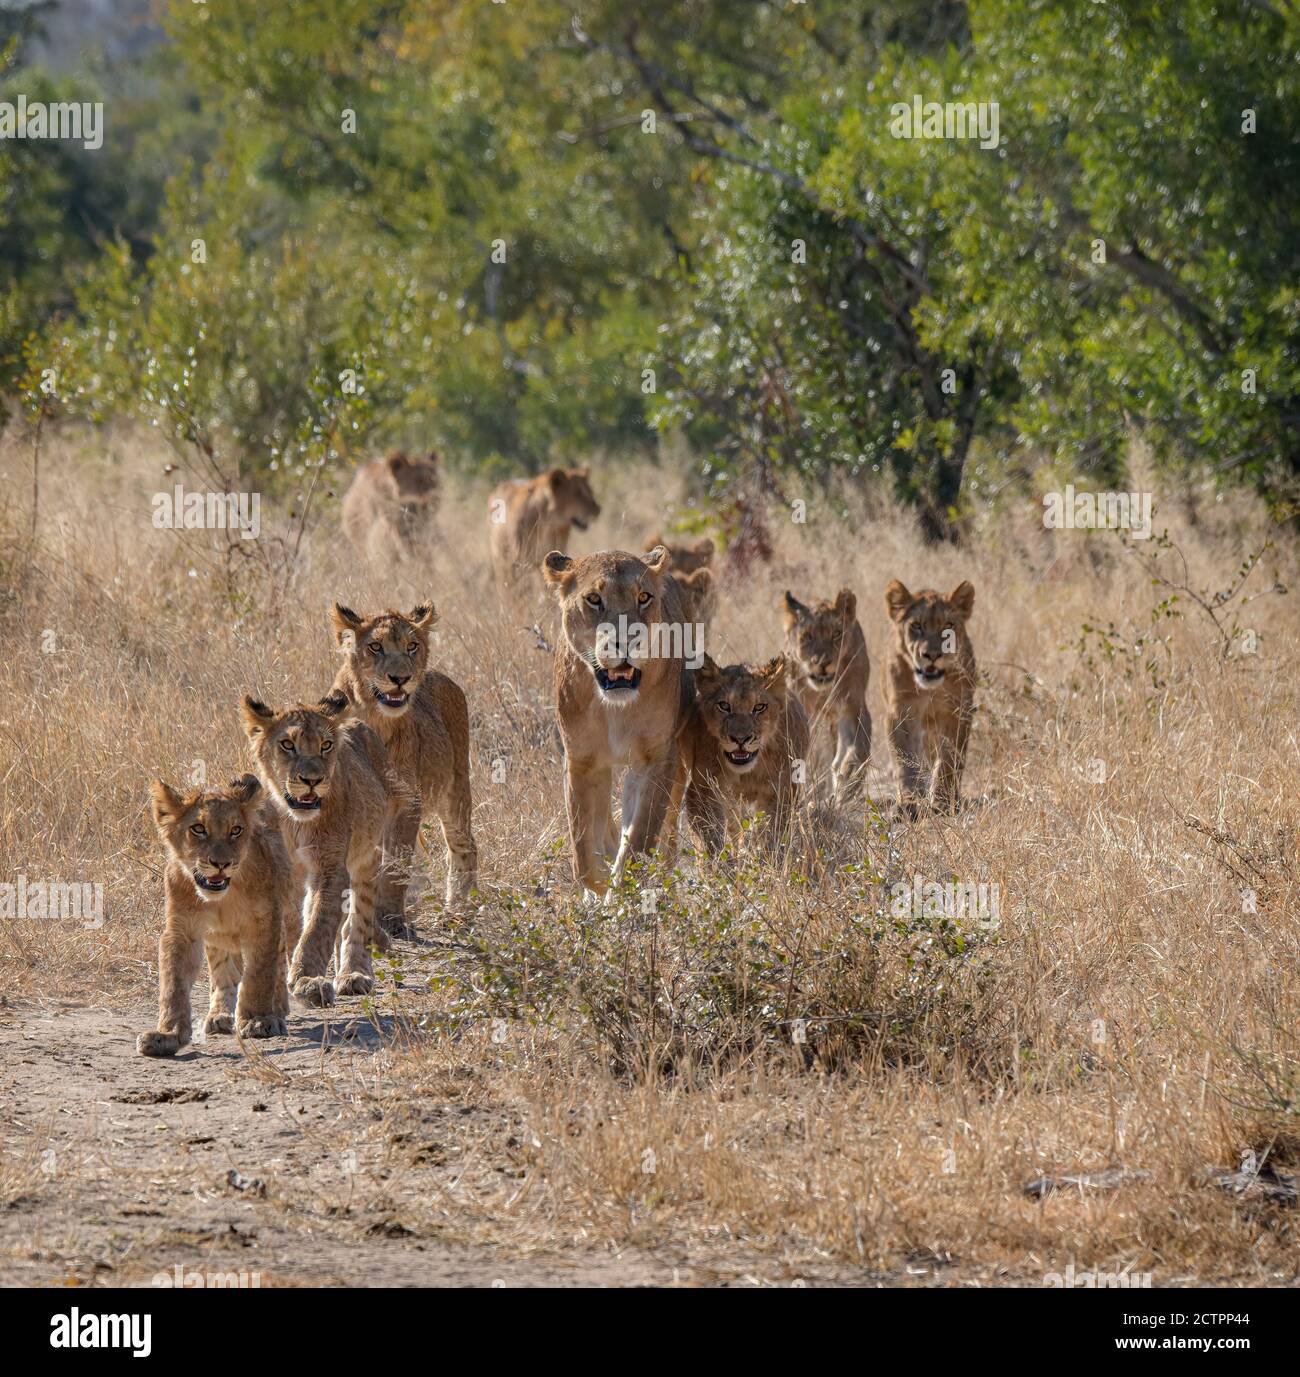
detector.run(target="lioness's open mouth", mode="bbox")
[914,664,945,686]
[571,517,590,532]
[193,871,231,892]
[284,790,322,811]
[371,685,410,709]
[595,663,640,693]
[725,748,758,768]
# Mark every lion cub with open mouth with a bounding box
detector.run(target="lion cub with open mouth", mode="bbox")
[138,774,291,1057]
[883,579,977,815]
[242,691,408,1006]
[678,653,811,856]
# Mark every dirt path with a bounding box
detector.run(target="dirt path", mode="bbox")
[0,993,700,1288]
[0,985,875,1283]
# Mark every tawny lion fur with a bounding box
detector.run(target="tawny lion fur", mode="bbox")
[489,467,600,588]
[138,774,291,1057]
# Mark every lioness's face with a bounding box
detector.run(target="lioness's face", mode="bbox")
[695,655,786,774]
[242,695,348,820]
[784,589,856,690]
[151,776,260,901]
[885,580,975,691]
[332,603,436,715]
[543,547,672,705]
[385,451,439,506]
[549,468,601,531]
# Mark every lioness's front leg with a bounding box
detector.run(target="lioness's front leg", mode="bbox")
[609,750,676,889]
[377,795,420,936]
[236,898,288,1037]
[138,926,202,1057]
[435,776,479,907]
[204,945,241,1036]
[290,863,346,1007]
[564,754,609,895]
[930,712,971,813]
[832,710,872,803]
[335,851,378,997]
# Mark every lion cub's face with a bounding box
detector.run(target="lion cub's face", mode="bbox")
[695,654,787,774]
[332,602,436,715]
[547,467,601,531]
[783,588,856,691]
[151,775,261,901]
[241,694,349,821]
[885,580,975,691]
[543,546,672,705]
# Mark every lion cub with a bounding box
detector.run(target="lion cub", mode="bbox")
[243,692,405,1006]
[138,775,290,1057]
[883,580,977,815]
[330,602,477,924]
[489,467,601,588]
[782,587,872,800]
[678,653,810,855]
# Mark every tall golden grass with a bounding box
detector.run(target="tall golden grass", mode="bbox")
[1,421,1297,1281]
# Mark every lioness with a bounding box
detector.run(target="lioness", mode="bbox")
[242,692,405,1006]
[883,580,977,815]
[782,587,872,800]
[677,654,810,855]
[138,774,290,1057]
[341,450,439,559]
[330,601,478,921]
[489,467,600,587]
[542,546,691,894]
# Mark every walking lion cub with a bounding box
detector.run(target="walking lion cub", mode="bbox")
[138,774,291,1057]
[883,580,977,815]
[677,653,810,855]
[242,692,407,1006]
[782,587,872,801]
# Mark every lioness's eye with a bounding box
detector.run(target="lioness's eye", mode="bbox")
[754,703,768,714]
[229,826,243,839]
[909,621,922,635]
[280,739,295,753]
[189,824,206,837]
[368,641,383,654]
[638,591,652,606]
[406,641,417,653]
[584,593,602,609]
[717,701,731,714]
[321,741,333,753]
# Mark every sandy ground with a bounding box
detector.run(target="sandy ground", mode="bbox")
[0,974,884,1289]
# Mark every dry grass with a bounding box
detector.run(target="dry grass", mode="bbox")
[1,421,1298,1284]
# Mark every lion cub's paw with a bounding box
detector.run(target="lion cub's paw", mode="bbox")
[137,1030,182,1058]
[238,1014,288,1039]
[203,1012,235,1036]
[292,976,336,1007]
[335,971,374,997]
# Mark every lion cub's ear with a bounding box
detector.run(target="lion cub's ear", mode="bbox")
[783,590,809,627]
[947,581,975,620]
[542,551,575,588]
[695,653,721,695]
[331,603,364,646]
[241,696,277,738]
[884,580,913,622]
[317,690,350,719]
[405,602,438,631]
[641,544,669,576]
[229,774,261,805]
[757,653,788,692]
[834,587,857,621]
[150,780,187,827]
[693,537,715,560]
